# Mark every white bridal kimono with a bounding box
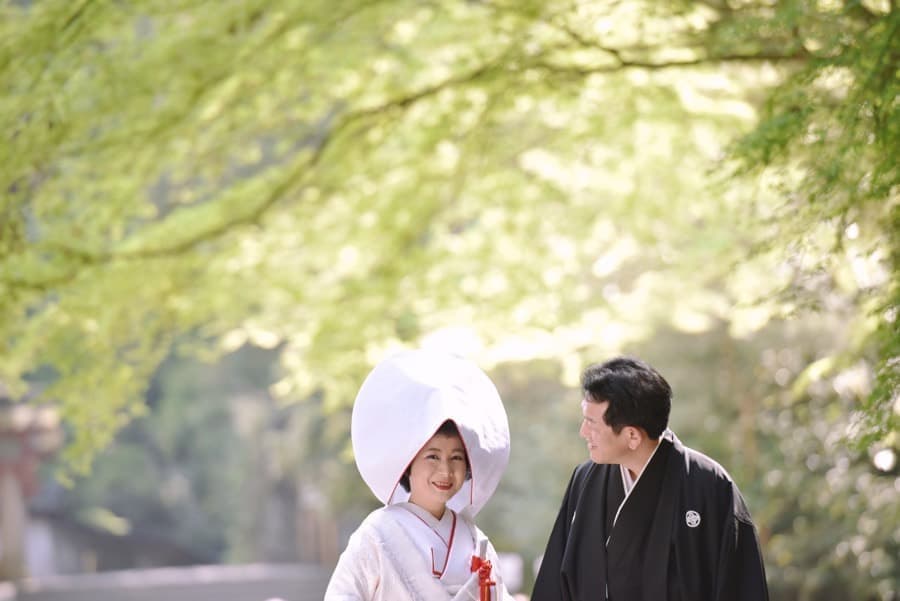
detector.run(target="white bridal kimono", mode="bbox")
[324,504,513,600]
[324,349,514,601]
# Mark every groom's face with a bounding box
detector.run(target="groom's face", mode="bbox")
[579,398,629,464]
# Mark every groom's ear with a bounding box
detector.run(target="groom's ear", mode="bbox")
[624,426,644,451]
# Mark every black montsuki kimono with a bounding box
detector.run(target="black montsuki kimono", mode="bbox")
[531,431,768,601]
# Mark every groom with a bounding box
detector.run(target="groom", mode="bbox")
[531,356,769,601]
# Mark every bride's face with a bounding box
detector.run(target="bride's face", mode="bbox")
[407,433,468,518]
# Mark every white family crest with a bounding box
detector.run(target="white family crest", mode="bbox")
[685,510,701,528]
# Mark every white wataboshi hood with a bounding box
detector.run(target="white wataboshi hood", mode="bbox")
[351,348,511,517]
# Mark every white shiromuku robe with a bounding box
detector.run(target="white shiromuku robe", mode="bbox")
[324,504,513,601]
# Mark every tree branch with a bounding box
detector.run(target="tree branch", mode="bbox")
[531,46,809,76]
[541,10,811,73]
[1,54,511,292]
[62,0,93,32]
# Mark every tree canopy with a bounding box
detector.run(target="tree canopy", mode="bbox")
[3,1,897,598]
[4,0,892,467]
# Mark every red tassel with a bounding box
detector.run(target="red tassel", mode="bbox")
[470,556,496,601]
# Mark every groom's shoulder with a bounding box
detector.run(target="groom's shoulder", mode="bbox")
[571,459,608,485]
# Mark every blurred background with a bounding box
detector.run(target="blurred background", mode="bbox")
[0,1,897,600]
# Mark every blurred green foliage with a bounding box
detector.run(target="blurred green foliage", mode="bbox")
[1,0,897,598]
